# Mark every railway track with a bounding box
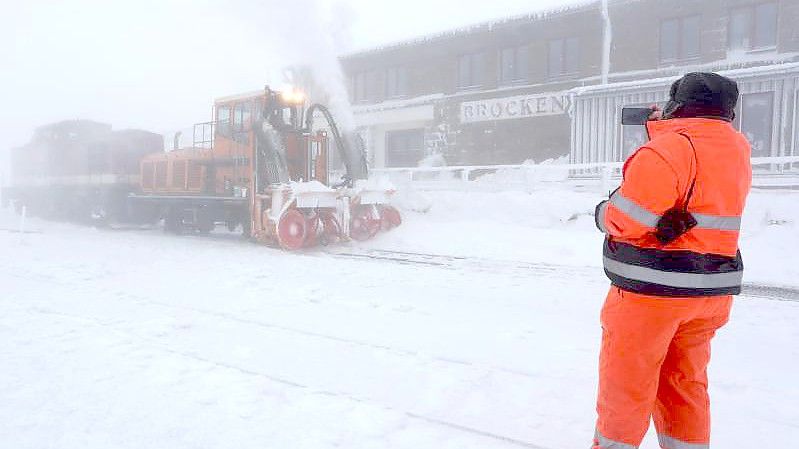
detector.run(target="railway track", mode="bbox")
[17,219,799,304]
[327,248,799,303]
[326,248,594,280]
[8,219,799,303]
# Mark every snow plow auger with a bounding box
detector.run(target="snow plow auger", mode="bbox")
[132,86,400,251]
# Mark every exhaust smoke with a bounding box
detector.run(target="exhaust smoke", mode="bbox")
[225,0,358,132]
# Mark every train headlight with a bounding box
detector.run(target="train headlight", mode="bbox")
[281,89,306,105]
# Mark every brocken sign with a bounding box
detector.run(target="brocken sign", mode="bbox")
[460,92,571,123]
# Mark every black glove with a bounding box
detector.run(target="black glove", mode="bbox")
[655,208,697,244]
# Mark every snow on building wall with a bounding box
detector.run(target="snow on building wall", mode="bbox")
[571,63,799,164]
[340,0,799,169]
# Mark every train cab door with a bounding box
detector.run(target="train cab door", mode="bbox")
[213,99,255,197]
[231,102,254,197]
[308,131,329,186]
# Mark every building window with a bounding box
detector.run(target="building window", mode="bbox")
[730,3,778,51]
[352,71,382,102]
[386,129,425,168]
[352,72,368,103]
[458,53,485,89]
[738,92,774,158]
[499,46,529,85]
[386,66,408,98]
[548,37,579,78]
[660,16,701,62]
[366,71,382,101]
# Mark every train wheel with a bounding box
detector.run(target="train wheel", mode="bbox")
[303,212,321,247]
[350,206,380,241]
[197,221,214,234]
[319,211,342,246]
[241,218,252,239]
[165,208,184,234]
[277,209,307,251]
[90,206,110,228]
[380,205,402,230]
[196,207,214,234]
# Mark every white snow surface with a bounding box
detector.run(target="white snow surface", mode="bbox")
[381,186,799,288]
[1,185,798,449]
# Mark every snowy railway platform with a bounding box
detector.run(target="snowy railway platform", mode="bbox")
[2,187,798,448]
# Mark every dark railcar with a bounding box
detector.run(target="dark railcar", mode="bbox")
[2,120,163,223]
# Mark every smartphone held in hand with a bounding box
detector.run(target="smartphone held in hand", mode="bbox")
[621,107,654,125]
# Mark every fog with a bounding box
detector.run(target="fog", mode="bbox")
[0,0,575,151]
[2,2,797,448]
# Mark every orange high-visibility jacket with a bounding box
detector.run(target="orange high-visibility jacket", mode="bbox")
[596,117,752,297]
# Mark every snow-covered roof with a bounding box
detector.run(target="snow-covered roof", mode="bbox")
[352,93,445,114]
[341,0,599,59]
[214,90,266,104]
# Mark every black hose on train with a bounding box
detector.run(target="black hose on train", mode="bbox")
[304,104,369,185]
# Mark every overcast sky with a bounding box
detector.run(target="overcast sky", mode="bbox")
[0,0,583,150]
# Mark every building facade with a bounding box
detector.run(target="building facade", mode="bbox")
[339,0,799,168]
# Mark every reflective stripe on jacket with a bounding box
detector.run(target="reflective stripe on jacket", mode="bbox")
[597,118,752,297]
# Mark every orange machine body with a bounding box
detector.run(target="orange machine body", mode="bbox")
[132,87,399,249]
[142,90,331,196]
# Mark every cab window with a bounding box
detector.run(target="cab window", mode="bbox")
[233,103,252,132]
[233,102,252,144]
[217,106,232,138]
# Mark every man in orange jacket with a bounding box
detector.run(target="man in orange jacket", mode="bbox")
[592,72,752,449]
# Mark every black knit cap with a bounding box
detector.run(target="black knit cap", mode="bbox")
[663,72,740,121]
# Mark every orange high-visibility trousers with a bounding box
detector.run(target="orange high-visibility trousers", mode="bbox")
[595,287,732,449]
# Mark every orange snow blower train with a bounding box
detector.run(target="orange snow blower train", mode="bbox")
[2,87,401,250]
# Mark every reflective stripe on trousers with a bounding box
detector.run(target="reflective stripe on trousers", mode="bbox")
[594,431,710,449]
[608,191,742,231]
[594,430,637,449]
[658,434,709,449]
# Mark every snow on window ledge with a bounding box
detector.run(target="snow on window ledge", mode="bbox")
[658,56,702,67]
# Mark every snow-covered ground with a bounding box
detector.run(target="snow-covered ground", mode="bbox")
[1,186,798,449]
[383,186,799,287]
